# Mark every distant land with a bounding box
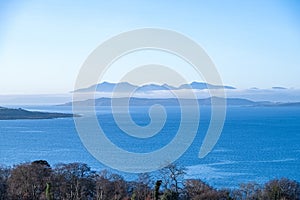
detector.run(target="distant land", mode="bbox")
[272,86,287,90]
[0,106,78,120]
[276,102,300,107]
[61,97,300,107]
[73,81,236,93]
[1,82,299,106]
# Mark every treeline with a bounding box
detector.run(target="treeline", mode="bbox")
[0,160,299,200]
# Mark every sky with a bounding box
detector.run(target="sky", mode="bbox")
[0,0,300,95]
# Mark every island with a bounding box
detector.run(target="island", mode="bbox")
[0,106,78,120]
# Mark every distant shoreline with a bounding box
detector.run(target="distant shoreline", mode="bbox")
[0,106,79,120]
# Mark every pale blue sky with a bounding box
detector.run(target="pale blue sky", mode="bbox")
[0,0,300,94]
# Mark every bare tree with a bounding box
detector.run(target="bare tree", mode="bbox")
[95,170,128,200]
[184,179,232,200]
[263,178,300,200]
[0,166,10,200]
[159,163,186,199]
[7,161,51,200]
[52,162,95,200]
[130,173,152,200]
[232,182,263,200]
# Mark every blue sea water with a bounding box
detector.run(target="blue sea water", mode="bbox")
[0,106,299,188]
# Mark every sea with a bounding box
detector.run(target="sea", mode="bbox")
[0,105,299,188]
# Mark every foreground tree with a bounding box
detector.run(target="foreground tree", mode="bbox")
[262,178,300,200]
[159,163,186,199]
[130,173,152,200]
[7,160,51,200]
[52,162,95,200]
[161,189,179,200]
[184,179,231,200]
[0,166,10,200]
[2,160,300,200]
[232,182,263,200]
[154,180,162,200]
[95,170,128,200]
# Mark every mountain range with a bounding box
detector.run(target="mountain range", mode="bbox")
[73,81,236,93]
[63,97,300,107]
[1,82,299,106]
